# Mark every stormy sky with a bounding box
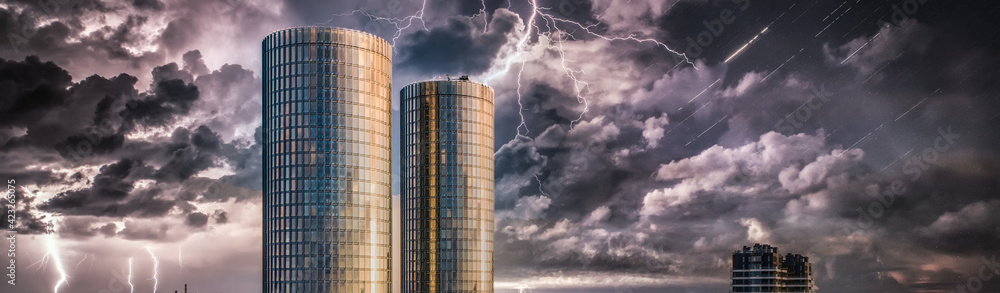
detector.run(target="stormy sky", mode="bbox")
[2,0,999,292]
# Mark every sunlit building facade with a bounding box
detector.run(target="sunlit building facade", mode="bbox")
[400,78,495,293]
[262,27,393,293]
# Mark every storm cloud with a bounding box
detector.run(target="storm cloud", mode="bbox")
[2,1,1000,293]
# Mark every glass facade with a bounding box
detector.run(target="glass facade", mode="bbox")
[262,27,392,293]
[400,80,495,293]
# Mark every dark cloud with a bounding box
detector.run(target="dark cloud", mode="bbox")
[0,169,57,186]
[54,128,126,161]
[396,8,520,75]
[38,158,171,218]
[0,55,204,164]
[133,0,165,11]
[4,8,159,68]
[185,212,209,227]
[3,0,113,17]
[154,125,221,182]
[121,78,200,131]
[0,56,72,128]
[151,62,195,85]
[217,126,262,191]
[279,0,358,26]
[1,52,266,224]
[0,5,164,91]
[90,158,144,199]
[276,0,434,30]
[0,0,284,291]
[0,57,134,157]
[11,187,51,234]
[213,209,228,224]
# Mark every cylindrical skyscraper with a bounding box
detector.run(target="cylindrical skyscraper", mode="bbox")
[262,27,392,293]
[400,78,495,293]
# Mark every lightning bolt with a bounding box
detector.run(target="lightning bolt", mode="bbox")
[45,233,69,293]
[330,0,694,194]
[336,0,690,135]
[128,258,135,293]
[147,246,159,293]
[75,254,88,269]
[178,245,183,269]
[533,174,549,198]
[484,0,694,135]
[328,0,429,47]
[474,0,489,32]
[547,31,590,127]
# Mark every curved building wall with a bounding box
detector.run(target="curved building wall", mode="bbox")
[262,27,392,293]
[400,80,495,293]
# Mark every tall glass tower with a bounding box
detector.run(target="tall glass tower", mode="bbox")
[400,78,495,293]
[262,27,392,293]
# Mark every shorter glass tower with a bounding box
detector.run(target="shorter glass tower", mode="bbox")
[400,77,495,293]
[731,243,814,292]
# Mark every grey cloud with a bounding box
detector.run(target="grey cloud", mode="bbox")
[97,222,118,237]
[57,216,121,239]
[396,8,520,75]
[0,6,164,70]
[119,219,170,240]
[190,63,260,141]
[182,50,210,76]
[160,16,199,54]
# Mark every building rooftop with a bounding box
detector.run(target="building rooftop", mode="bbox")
[736,243,780,254]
